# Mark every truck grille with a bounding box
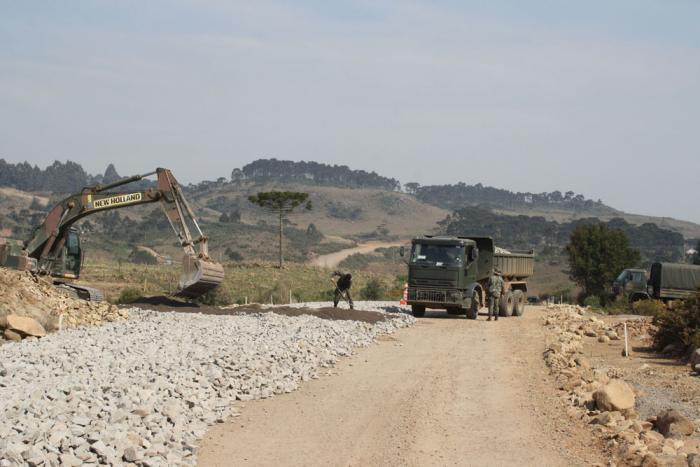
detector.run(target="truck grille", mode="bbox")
[409,288,448,303]
[413,279,455,287]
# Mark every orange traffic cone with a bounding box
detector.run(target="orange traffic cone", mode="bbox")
[400,283,408,305]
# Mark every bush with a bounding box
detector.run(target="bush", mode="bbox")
[653,293,700,351]
[582,295,601,309]
[360,278,385,300]
[117,286,142,304]
[195,285,235,306]
[632,299,665,317]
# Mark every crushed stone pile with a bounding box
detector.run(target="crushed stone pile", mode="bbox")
[543,304,699,466]
[0,304,414,466]
[0,268,127,338]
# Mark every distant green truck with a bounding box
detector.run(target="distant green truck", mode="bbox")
[613,262,700,303]
[401,236,534,319]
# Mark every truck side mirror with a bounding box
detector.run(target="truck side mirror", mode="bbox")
[470,248,479,261]
[399,246,405,257]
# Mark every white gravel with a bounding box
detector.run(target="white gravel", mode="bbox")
[0,303,414,466]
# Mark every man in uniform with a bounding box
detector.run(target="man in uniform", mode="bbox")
[488,268,504,321]
[331,271,354,309]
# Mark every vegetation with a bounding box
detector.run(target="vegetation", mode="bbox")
[441,205,684,262]
[566,224,640,304]
[414,182,610,214]
[232,158,401,191]
[248,191,313,268]
[117,286,142,304]
[360,278,386,300]
[653,293,700,351]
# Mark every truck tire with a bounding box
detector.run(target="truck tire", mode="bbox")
[411,305,426,317]
[499,291,514,317]
[512,290,525,316]
[466,292,479,320]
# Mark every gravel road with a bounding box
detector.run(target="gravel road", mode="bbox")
[0,304,413,466]
[199,306,602,467]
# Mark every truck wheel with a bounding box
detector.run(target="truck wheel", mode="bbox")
[466,292,479,320]
[411,305,426,317]
[499,291,514,317]
[512,290,525,316]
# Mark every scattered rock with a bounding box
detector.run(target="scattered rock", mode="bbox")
[598,335,610,343]
[655,409,695,438]
[594,380,636,412]
[5,314,46,337]
[3,329,22,342]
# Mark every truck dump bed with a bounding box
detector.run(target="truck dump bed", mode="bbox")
[494,250,535,279]
[650,262,700,298]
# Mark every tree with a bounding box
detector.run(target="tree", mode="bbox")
[248,191,312,267]
[694,240,700,265]
[566,224,641,304]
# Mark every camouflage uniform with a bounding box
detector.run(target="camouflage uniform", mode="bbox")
[488,271,503,321]
[332,271,354,309]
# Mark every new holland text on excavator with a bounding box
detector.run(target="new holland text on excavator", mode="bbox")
[0,168,224,300]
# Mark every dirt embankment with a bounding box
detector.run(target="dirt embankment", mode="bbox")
[309,241,405,268]
[0,268,127,341]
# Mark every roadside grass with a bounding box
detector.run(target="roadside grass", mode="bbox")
[80,259,402,305]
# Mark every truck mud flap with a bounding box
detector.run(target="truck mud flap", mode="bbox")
[175,255,225,299]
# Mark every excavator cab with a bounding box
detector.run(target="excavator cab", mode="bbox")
[48,228,83,279]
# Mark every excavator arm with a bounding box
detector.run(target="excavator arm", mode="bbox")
[20,168,224,298]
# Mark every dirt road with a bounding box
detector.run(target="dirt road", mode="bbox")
[310,241,405,268]
[199,307,600,466]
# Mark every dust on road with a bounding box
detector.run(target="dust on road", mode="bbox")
[198,307,601,466]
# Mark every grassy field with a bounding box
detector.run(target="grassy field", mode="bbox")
[79,259,404,305]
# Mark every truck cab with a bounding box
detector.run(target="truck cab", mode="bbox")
[51,227,83,279]
[612,268,649,302]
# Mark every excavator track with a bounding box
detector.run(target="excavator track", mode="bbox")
[55,282,105,302]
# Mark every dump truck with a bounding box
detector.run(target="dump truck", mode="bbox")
[0,168,224,300]
[613,262,700,303]
[401,236,534,318]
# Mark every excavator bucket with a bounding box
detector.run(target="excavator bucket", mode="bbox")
[176,254,225,298]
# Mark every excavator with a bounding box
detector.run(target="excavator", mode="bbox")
[0,168,224,300]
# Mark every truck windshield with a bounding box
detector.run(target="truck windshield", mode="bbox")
[616,271,629,282]
[410,244,464,266]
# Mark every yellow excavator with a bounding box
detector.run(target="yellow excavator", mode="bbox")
[0,168,224,300]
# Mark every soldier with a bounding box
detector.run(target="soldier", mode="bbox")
[331,271,354,309]
[487,268,504,321]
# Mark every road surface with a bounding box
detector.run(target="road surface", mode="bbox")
[198,307,599,466]
[310,241,405,268]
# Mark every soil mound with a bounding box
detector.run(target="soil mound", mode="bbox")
[0,268,127,335]
[128,296,386,324]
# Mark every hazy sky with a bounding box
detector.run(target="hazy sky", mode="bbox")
[1,1,699,222]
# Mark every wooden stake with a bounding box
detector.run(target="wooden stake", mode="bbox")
[624,322,629,357]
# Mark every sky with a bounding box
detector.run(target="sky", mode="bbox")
[1,1,699,222]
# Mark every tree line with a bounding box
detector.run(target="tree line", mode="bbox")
[411,181,611,214]
[440,206,685,263]
[230,158,401,191]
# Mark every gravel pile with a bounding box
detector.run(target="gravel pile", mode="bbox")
[0,304,413,466]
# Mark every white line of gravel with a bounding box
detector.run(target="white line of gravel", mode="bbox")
[0,304,414,467]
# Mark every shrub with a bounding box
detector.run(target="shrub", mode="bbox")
[360,278,385,300]
[582,295,601,309]
[117,286,142,304]
[632,299,665,316]
[195,285,235,306]
[653,293,700,351]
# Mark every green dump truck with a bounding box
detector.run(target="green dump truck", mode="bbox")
[613,262,700,303]
[401,236,534,319]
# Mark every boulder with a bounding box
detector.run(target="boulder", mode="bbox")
[598,335,610,343]
[6,315,46,337]
[655,409,694,438]
[594,380,636,412]
[687,453,700,467]
[3,329,22,342]
[690,349,700,370]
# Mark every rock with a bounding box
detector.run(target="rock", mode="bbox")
[123,446,143,462]
[590,411,623,426]
[687,453,700,467]
[607,330,620,340]
[594,380,636,412]
[598,335,610,343]
[656,409,694,438]
[0,362,6,376]
[689,349,700,369]
[6,314,46,337]
[59,453,83,467]
[3,329,22,341]
[585,330,598,338]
